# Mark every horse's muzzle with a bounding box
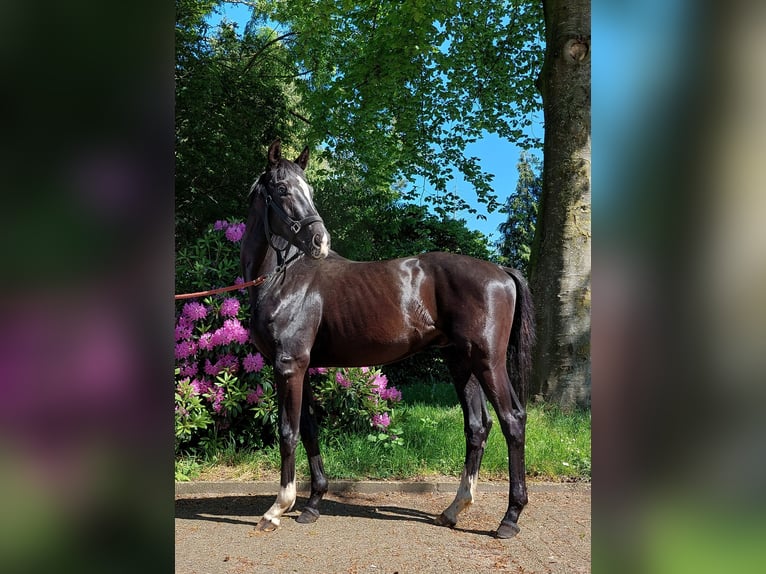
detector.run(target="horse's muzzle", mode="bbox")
[309,228,330,259]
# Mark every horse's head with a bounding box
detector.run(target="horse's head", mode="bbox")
[253,139,330,260]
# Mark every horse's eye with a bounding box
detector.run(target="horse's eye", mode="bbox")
[277,184,289,197]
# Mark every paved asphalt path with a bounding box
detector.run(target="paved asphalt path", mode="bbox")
[175,480,590,573]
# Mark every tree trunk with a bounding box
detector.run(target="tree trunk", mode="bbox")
[529,0,591,409]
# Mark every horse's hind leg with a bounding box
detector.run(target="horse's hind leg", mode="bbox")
[478,362,528,539]
[296,376,328,524]
[435,354,493,529]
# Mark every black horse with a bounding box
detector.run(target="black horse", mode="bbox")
[240,139,535,539]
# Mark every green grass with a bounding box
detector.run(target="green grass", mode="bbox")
[176,383,590,482]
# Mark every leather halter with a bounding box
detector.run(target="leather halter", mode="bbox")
[260,188,324,267]
[263,191,323,235]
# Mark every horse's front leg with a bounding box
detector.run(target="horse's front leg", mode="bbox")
[255,350,307,532]
[296,374,328,523]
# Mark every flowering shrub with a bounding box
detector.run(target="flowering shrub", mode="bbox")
[175,220,404,456]
[174,293,278,454]
[309,367,402,436]
[175,219,246,297]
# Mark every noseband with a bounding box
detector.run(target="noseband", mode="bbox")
[260,189,324,267]
[263,192,324,235]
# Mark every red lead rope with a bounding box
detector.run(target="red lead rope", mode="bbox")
[174,275,267,300]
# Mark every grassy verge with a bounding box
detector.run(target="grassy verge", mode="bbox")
[176,383,590,482]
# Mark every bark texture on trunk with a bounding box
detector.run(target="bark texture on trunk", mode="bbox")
[530,0,591,409]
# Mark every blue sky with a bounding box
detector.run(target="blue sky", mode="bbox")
[208,2,544,245]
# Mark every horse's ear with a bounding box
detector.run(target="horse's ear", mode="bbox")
[268,138,282,166]
[295,147,309,171]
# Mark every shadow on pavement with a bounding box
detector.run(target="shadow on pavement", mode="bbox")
[175,494,497,537]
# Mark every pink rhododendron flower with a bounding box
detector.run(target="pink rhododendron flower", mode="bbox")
[198,332,213,350]
[222,319,249,345]
[224,222,246,242]
[182,301,207,321]
[175,314,195,340]
[219,297,240,317]
[246,385,264,404]
[175,322,193,341]
[371,412,390,429]
[179,362,198,377]
[174,340,196,360]
[380,387,402,403]
[204,359,220,376]
[210,318,248,347]
[209,329,225,347]
[230,320,250,344]
[370,373,388,391]
[218,353,239,373]
[211,386,225,413]
[336,371,351,388]
[191,378,211,395]
[309,367,328,376]
[243,352,265,373]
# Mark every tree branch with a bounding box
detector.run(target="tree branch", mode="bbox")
[260,69,315,79]
[288,110,312,125]
[221,0,259,7]
[241,31,297,77]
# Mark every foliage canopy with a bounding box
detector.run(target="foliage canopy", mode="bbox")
[176,0,544,259]
[261,0,544,216]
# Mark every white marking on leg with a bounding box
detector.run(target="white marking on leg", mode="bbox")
[441,469,477,525]
[263,479,297,526]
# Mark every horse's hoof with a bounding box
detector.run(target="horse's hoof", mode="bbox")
[495,521,520,539]
[254,517,279,532]
[434,512,456,528]
[296,507,320,524]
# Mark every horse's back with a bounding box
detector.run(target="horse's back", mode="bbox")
[317,250,516,311]
[414,251,518,305]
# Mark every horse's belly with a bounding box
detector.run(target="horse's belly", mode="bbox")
[309,323,445,367]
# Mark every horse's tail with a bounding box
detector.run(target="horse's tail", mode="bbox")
[504,267,536,408]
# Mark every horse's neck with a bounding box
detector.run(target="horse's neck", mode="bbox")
[241,207,271,281]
